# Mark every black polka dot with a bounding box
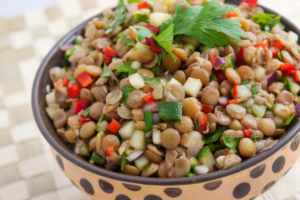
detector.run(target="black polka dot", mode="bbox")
[291,135,299,151]
[116,194,131,200]
[99,179,114,194]
[164,188,182,198]
[284,167,292,176]
[272,156,285,173]
[56,155,64,171]
[250,164,266,178]
[144,195,162,200]
[80,179,94,195]
[261,181,275,194]
[122,183,141,191]
[233,182,251,199]
[203,180,222,191]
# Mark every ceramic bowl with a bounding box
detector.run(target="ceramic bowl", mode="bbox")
[32,0,300,199]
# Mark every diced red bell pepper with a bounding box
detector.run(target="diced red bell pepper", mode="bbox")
[226,11,238,18]
[212,68,227,82]
[138,1,148,10]
[144,91,157,104]
[103,46,117,58]
[289,70,300,82]
[181,40,186,45]
[145,25,159,36]
[201,104,214,114]
[80,115,96,124]
[241,0,258,8]
[144,37,155,45]
[107,146,115,157]
[270,47,278,58]
[209,55,219,67]
[233,83,238,99]
[280,63,295,72]
[68,85,81,99]
[72,100,87,115]
[150,42,162,54]
[103,54,112,65]
[271,40,285,51]
[236,47,247,67]
[77,71,93,88]
[194,112,208,133]
[254,42,268,52]
[243,129,252,137]
[54,78,70,89]
[107,119,121,134]
[227,98,241,105]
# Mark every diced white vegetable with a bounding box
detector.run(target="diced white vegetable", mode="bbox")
[162,0,174,7]
[182,44,196,52]
[46,91,56,106]
[149,12,172,27]
[134,155,150,171]
[130,61,142,70]
[152,129,162,145]
[119,121,135,140]
[253,66,266,81]
[194,165,210,175]
[274,103,290,120]
[160,79,167,87]
[229,119,245,130]
[180,131,202,148]
[236,85,252,99]
[216,156,225,169]
[274,115,285,128]
[129,130,146,150]
[129,73,145,89]
[166,78,182,87]
[189,156,200,167]
[182,35,201,47]
[45,107,57,119]
[183,77,202,97]
[135,42,149,50]
[288,31,299,43]
[132,8,151,16]
[97,120,108,132]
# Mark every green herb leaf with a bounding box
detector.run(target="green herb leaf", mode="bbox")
[75,35,83,45]
[110,0,128,33]
[282,114,295,127]
[141,76,161,88]
[90,151,102,164]
[251,85,259,95]
[187,172,196,177]
[238,104,250,108]
[121,85,134,104]
[194,119,199,131]
[268,103,277,110]
[161,1,246,48]
[101,63,112,78]
[68,77,75,81]
[150,64,160,75]
[203,126,228,144]
[223,136,243,150]
[143,110,154,134]
[207,143,223,153]
[82,107,90,118]
[240,80,250,85]
[189,49,195,54]
[126,16,135,27]
[134,25,156,41]
[128,0,143,2]
[137,14,149,23]
[66,125,70,131]
[158,102,182,123]
[157,50,167,65]
[209,73,217,82]
[251,14,281,32]
[113,63,137,74]
[95,113,105,130]
[251,137,263,142]
[145,162,152,172]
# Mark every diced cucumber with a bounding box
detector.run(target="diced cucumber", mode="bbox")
[130,61,142,70]
[129,73,145,89]
[236,85,252,99]
[119,121,135,140]
[74,35,83,45]
[182,35,201,47]
[288,81,300,95]
[200,45,211,53]
[183,77,202,97]
[198,146,217,172]
[149,12,172,27]
[90,151,102,164]
[78,141,91,159]
[166,78,182,87]
[129,130,146,151]
[229,89,233,99]
[216,156,225,169]
[253,66,266,81]
[134,155,150,171]
[189,156,200,170]
[225,56,236,69]
[45,107,58,120]
[251,104,267,118]
[152,129,162,145]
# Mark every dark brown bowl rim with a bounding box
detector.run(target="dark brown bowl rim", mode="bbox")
[32,0,300,185]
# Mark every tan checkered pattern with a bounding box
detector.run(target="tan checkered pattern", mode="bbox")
[0,0,299,199]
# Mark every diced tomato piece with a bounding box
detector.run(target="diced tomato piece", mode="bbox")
[254,42,268,52]
[150,42,162,54]
[145,25,159,36]
[271,40,285,51]
[226,11,238,18]
[270,47,278,58]
[54,78,70,89]
[107,146,115,157]
[103,46,117,58]
[236,47,247,67]
[138,1,148,9]
[144,37,155,45]
[77,71,93,88]
[201,104,214,114]
[194,112,208,133]
[289,70,300,82]
[243,129,252,137]
[80,115,96,124]
[233,83,238,99]
[209,55,219,67]
[144,91,157,104]
[99,33,105,38]
[280,63,295,72]
[227,98,241,105]
[103,54,112,65]
[212,68,227,82]
[107,119,122,134]
[241,0,258,8]
[72,100,87,115]
[181,40,186,45]
[68,85,81,99]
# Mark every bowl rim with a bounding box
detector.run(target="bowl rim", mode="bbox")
[32,1,300,186]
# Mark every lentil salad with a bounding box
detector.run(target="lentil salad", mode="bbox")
[45,0,300,178]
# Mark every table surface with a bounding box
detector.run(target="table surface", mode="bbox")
[0,0,299,199]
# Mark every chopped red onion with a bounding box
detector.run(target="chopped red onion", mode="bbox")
[214,57,227,70]
[152,113,161,124]
[142,102,158,113]
[296,103,300,116]
[59,44,73,51]
[213,164,220,171]
[219,96,228,107]
[261,71,277,89]
[126,150,144,162]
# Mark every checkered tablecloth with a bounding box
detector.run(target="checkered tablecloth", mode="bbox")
[0,0,299,199]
